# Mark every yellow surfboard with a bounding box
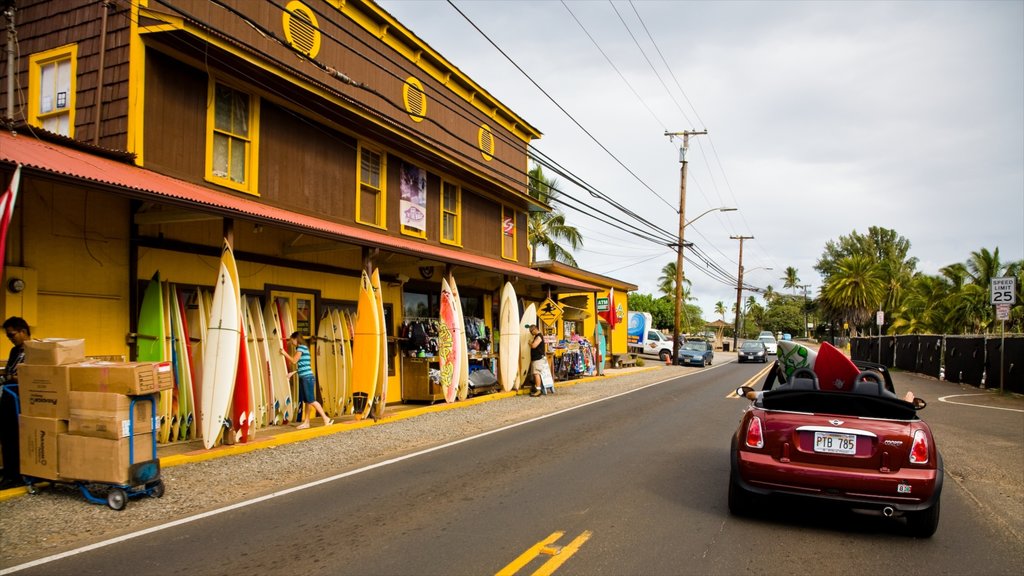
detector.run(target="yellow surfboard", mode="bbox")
[352,271,380,420]
[370,268,388,420]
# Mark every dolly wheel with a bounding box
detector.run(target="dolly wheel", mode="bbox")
[107,488,128,511]
[150,479,165,498]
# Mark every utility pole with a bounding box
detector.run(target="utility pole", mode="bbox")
[798,284,811,339]
[665,130,706,362]
[731,235,753,352]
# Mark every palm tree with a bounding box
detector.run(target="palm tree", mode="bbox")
[782,267,800,294]
[818,255,885,335]
[526,165,583,266]
[657,261,692,300]
[762,284,777,305]
[715,301,727,321]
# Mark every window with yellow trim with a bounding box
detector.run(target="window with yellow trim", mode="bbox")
[440,181,461,246]
[28,44,77,137]
[357,143,386,228]
[206,81,260,195]
[501,205,517,260]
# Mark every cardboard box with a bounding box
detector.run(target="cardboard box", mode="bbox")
[58,433,155,485]
[23,338,86,366]
[18,364,72,419]
[69,361,173,396]
[19,416,67,481]
[68,391,158,439]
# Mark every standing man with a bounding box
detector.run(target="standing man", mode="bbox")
[526,324,553,397]
[1,317,29,488]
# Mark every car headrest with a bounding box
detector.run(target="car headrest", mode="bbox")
[789,377,818,391]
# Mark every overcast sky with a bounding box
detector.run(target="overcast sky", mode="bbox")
[378,0,1024,321]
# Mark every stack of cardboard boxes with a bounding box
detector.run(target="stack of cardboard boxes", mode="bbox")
[18,339,173,485]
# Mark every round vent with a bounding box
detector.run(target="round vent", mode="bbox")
[403,77,427,122]
[478,124,494,161]
[282,1,320,58]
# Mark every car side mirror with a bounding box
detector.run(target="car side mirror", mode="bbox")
[912,397,927,410]
[736,385,755,400]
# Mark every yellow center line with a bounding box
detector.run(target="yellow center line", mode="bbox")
[725,364,774,398]
[532,530,592,576]
[496,530,592,576]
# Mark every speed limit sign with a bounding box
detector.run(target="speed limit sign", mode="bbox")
[991,277,1016,305]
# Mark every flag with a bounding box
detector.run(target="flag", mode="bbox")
[0,164,21,264]
[599,287,617,329]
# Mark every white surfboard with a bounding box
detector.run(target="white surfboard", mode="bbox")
[498,282,521,392]
[200,241,241,450]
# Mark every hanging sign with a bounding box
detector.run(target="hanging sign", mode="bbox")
[536,297,563,325]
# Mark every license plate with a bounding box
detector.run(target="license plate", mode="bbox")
[814,432,856,455]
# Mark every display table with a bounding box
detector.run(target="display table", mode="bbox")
[400,356,444,403]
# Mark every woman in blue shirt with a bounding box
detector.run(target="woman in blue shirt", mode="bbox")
[283,331,333,429]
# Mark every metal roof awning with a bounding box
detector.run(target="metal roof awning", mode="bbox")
[0,131,599,292]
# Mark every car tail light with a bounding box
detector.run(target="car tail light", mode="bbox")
[745,416,764,449]
[909,429,929,464]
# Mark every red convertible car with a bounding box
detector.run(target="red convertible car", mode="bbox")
[729,360,942,537]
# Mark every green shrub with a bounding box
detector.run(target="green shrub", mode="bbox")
[635,357,644,367]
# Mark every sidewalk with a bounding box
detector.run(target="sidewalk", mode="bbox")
[0,364,660,501]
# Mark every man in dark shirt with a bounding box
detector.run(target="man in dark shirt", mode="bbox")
[1,316,29,488]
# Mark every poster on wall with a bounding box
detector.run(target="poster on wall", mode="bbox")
[400,162,427,231]
[502,215,515,236]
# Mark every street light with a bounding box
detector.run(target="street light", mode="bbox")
[673,206,737,361]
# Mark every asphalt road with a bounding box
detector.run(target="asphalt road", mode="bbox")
[5,361,1023,575]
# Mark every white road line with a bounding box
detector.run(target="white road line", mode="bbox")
[2,373,693,575]
[938,393,1024,413]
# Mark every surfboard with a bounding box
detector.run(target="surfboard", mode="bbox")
[242,297,265,431]
[200,240,241,450]
[249,296,274,427]
[370,268,388,420]
[170,286,196,441]
[448,274,470,402]
[265,299,293,424]
[137,272,170,442]
[498,282,521,392]
[337,309,354,414]
[777,340,815,379]
[316,312,335,417]
[352,271,380,420]
[163,281,179,443]
[190,289,208,438]
[438,278,459,403]
[232,324,251,443]
[777,340,860,391]
[595,320,606,375]
[815,341,861,391]
[519,303,537,389]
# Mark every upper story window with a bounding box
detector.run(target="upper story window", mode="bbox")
[501,204,517,261]
[206,80,260,195]
[440,181,461,246]
[357,143,386,228]
[28,44,77,137]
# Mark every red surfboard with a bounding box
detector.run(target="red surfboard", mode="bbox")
[814,342,861,391]
[232,326,251,443]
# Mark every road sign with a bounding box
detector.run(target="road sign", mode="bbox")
[536,297,564,325]
[991,277,1016,305]
[996,303,1011,321]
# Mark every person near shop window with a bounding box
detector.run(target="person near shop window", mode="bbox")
[1,317,30,489]
[282,332,333,429]
[526,324,553,397]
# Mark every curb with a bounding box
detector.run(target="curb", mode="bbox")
[0,366,660,502]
